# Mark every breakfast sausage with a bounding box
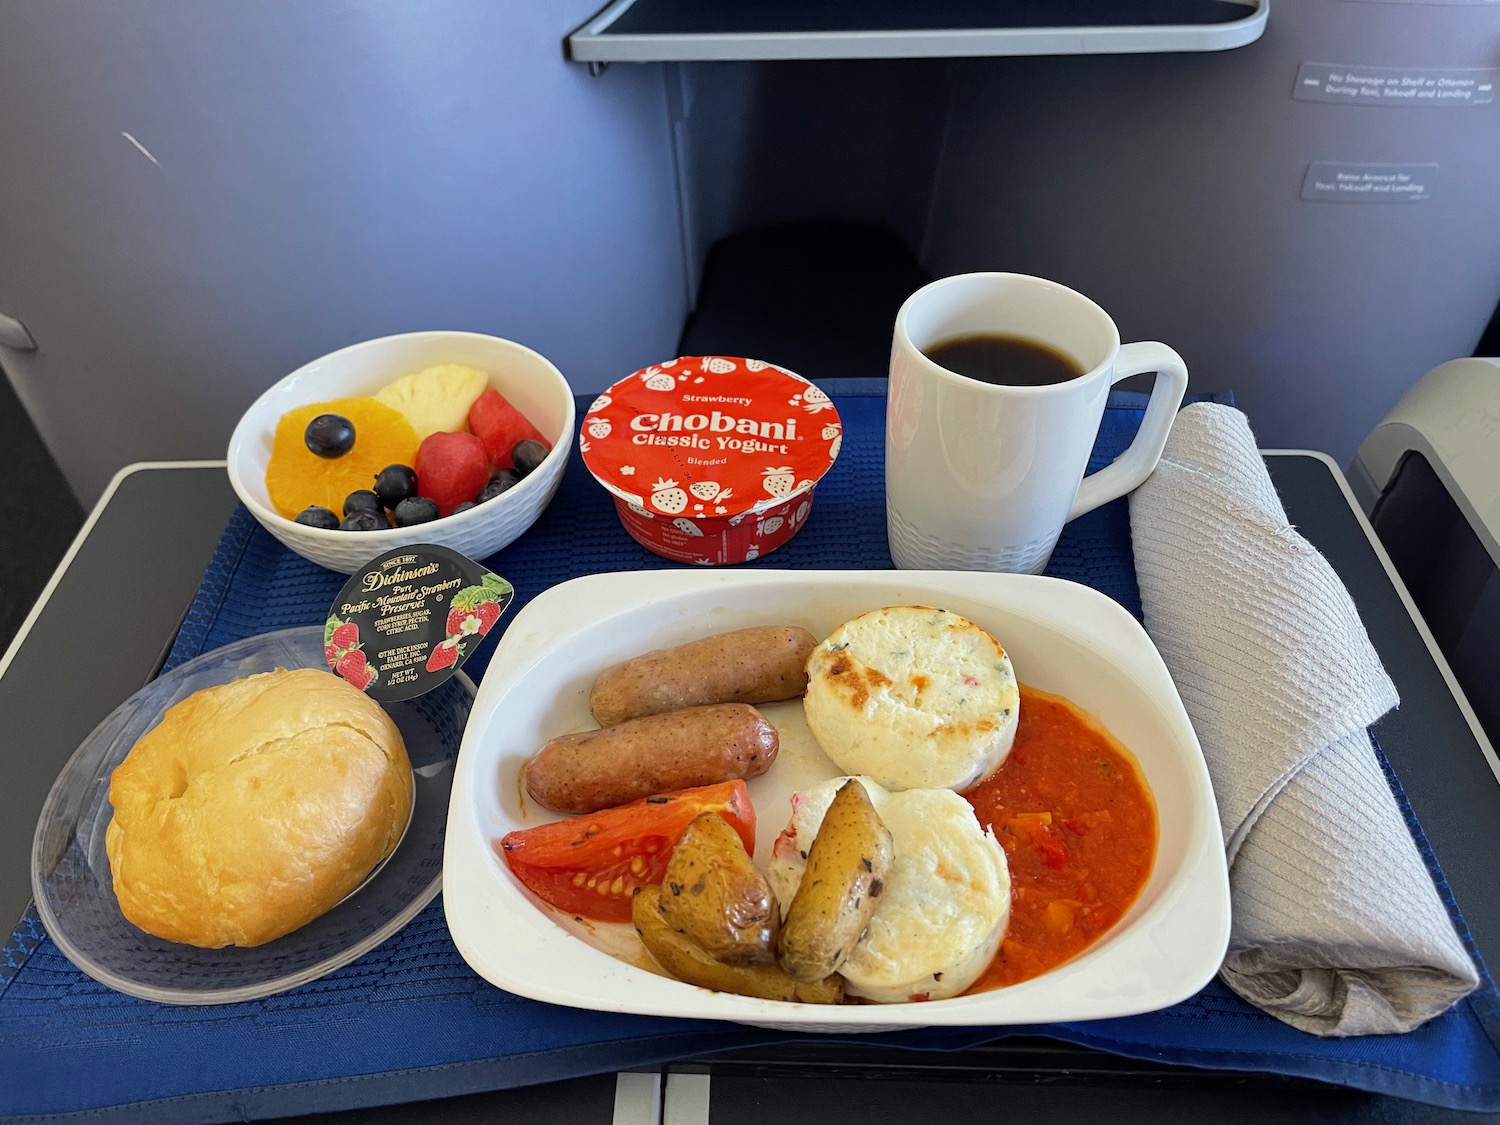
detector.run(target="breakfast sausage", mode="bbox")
[525,703,778,813]
[589,626,817,726]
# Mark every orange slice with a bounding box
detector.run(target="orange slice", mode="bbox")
[265,397,418,520]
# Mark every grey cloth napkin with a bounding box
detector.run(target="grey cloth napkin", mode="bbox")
[1128,403,1478,1037]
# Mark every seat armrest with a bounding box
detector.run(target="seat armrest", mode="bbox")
[1352,357,1500,570]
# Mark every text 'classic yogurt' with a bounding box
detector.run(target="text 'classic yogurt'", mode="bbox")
[580,356,842,565]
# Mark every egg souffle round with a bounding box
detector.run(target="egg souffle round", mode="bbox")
[803,605,1019,792]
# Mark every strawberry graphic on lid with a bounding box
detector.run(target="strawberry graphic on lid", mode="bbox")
[325,613,374,687]
[335,648,376,691]
[642,367,675,391]
[447,606,481,638]
[762,467,796,498]
[473,600,502,634]
[425,638,462,672]
[651,478,688,514]
[449,581,507,634]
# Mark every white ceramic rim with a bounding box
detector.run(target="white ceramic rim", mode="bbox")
[895,272,1122,396]
[226,330,576,540]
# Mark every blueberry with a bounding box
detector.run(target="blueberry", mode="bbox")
[340,509,391,532]
[477,469,521,503]
[373,464,418,509]
[393,496,440,526]
[294,505,340,529]
[450,502,477,515]
[343,489,382,516]
[511,439,549,477]
[305,414,355,458]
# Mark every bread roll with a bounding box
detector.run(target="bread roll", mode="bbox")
[105,667,413,948]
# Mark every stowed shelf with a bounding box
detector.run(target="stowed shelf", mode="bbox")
[567,0,1268,65]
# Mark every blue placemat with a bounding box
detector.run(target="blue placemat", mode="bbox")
[5,387,1500,1123]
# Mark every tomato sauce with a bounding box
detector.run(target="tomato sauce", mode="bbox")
[963,686,1157,990]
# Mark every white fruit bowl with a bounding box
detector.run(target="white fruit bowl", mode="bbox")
[227,331,575,574]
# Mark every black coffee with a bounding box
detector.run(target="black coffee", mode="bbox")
[923,332,1084,387]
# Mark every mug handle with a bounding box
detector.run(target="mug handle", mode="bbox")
[1067,341,1189,521]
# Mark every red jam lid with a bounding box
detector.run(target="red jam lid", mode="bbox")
[579,357,842,521]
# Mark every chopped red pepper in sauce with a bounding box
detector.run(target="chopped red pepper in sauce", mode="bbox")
[962,685,1157,991]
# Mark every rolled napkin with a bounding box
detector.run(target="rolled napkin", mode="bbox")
[1129,403,1478,1037]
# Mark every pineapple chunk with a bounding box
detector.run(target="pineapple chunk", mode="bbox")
[374,364,490,440]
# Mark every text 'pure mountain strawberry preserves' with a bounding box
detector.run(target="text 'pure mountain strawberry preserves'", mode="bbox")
[579,356,842,565]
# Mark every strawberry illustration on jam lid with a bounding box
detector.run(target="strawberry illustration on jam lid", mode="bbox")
[580,357,841,565]
[325,544,513,701]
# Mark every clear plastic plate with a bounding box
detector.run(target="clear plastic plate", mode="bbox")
[30,626,473,1005]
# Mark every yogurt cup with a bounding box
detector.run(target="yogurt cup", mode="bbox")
[579,356,842,565]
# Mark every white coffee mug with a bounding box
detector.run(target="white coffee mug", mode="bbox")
[887,273,1188,573]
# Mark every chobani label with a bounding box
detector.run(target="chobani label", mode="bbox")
[580,356,841,564]
[628,408,801,454]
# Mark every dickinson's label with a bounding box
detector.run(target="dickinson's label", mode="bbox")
[1295,63,1497,106]
[1301,162,1439,203]
[325,545,513,702]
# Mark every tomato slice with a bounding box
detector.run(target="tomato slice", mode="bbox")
[497,780,757,922]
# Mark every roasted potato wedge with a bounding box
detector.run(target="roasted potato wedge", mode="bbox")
[633,885,844,1004]
[777,778,895,983]
[659,813,780,965]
